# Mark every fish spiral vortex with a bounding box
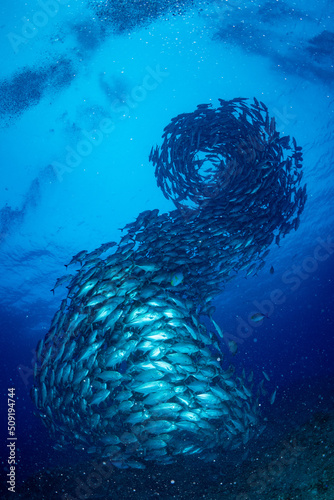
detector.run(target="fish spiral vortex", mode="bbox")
[32,98,306,469]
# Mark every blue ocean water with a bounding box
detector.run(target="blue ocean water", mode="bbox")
[1,1,334,498]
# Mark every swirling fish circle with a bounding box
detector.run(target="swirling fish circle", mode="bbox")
[150,98,305,221]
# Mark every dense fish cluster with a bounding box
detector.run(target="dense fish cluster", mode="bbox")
[32,98,306,469]
[88,0,199,33]
[0,59,74,127]
[151,97,305,223]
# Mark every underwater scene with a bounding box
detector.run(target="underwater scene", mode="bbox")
[0,0,334,498]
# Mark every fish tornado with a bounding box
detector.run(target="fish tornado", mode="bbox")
[32,98,306,469]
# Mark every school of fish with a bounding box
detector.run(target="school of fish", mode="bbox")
[32,98,306,469]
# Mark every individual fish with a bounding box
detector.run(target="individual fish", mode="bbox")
[77,340,103,363]
[92,298,124,323]
[90,389,110,406]
[97,371,123,382]
[50,274,73,294]
[73,368,89,386]
[101,435,120,445]
[133,369,164,382]
[153,360,175,374]
[167,353,193,365]
[170,271,184,286]
[125,410,150,425]
[126,460,146,470]
[270,388,277,404]
[65,250,88,268]
[145,437,168,450]
[105,349,126,368]
[210,316,224,338]
[176,421,198,433]
[151,403,182,417]
[126,311,163,326]
[80,378,91,398]
[250,312,268,322]
[171,342,199,354]
[77,279,99,298]
[196,393,221,406]
[228,340,238,355]
[86,295,108,307]
[143,390,175,406]
[145,420,177,434]
[180,410,201,422]
[211,386,231,401]
[143,331,175,341]
[132,380,171,394]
